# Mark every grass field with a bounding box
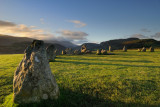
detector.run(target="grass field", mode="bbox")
[0,50,160,107]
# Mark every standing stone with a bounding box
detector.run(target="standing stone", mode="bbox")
[13,40,59,104]
[96,49,101,55]
[62,50,66,55]
[81,45,87,53]
[141,47,146,52]
[149,47,154,52]
[101,49,107,55]
[138,48,141,52]
[109,46,113,52]
[46,45,56,62]
[123,46,127,52]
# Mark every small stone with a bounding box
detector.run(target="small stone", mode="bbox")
[141,47,146,52]
[123,46,127,52]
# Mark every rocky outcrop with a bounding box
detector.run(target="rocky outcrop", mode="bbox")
[13,40,59,104]
[46,45,56,62]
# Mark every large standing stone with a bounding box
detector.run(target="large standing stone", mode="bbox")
[81,45,87,53]
[13,40,59,104]
[109,46,113,52]
[141,47,146,52]
[149,47,154,52]
[46,45,56,62]
[123,46,127,52]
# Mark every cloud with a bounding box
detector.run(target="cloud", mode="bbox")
[130,34,149,39]
[0,20,55,40]
[140,28,151,32]
[68,20,86,28]
[0,20,16,27]
[151,32,160,39]
[57,30,88,40]
[0,20,88,45]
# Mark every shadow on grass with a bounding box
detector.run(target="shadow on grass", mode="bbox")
[56,60,160,68]
[5,87,158,107]
[57,57,153,63]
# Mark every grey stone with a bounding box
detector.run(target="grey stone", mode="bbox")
[141,47,146,52]
[96,49,101,55]
[109,46,113,52]
[101,49,107,55]
[46,45,56,62]
[123,46,127,52]
[81,45,87,53]
[149,47,154,52]
[13,40,59,104]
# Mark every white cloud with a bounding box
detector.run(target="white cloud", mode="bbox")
[0,20,54,40]
[0,20,88,45]
[56,30,88,40]
[130,34,149,39]
[68,20,86,28]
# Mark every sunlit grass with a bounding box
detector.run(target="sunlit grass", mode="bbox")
[0,50,160,106]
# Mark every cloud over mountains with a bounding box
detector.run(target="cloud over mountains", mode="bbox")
[0,20,89,44]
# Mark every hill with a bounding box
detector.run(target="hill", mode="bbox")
[0,35,66,54]
[75,38,160,51]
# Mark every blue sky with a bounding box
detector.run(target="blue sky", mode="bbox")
[0,0,160,44]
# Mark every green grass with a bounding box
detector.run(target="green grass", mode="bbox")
[0,50,160,107]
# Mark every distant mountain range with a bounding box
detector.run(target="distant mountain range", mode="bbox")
[0,35,66,54]
[1,34,160,54]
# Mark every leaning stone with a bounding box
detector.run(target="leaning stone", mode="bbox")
[149,47,154,52]
[109,46,113,52]
[123,46,127,52]
[141,47,146,52]
[13,40,59,104]
[46,45,56,62]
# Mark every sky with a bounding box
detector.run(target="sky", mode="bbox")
[0,0,160,45]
